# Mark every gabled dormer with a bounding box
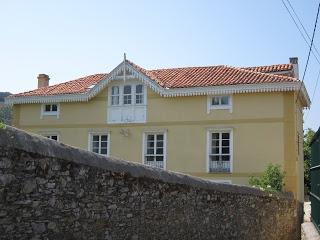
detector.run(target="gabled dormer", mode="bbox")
[107,76,147,123]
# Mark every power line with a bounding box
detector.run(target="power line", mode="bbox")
[282,0,320,122]
[296,1,320,103]
[281,0,320,65]
[285,0,320,58]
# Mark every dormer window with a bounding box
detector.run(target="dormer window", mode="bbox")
[207,95,232,113]
[107,82,147,123]
[123,85,132,105]
[111,86,120,105]
[135,84,144,104]
[41,103,60,118]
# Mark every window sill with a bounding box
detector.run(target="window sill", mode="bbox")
[208,171,232,174]
[209,106,232,110]
[42,112,58,116]
[207,106,232,114]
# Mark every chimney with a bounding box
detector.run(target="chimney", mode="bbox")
[37,74,50,88]
[289,57,299,79]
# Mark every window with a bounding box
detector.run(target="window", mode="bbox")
[208,130,232,173]
[45,104,58,112]
[44,135,59,141]
[144,133,166,169]
[111,86,120,105]
[108,83,147,124]
[212,96,229,106]
[123,85,132,105]
[41,103,60,118]
[89,134,109,156]
[135,84,144,104]
[207,95,232,113]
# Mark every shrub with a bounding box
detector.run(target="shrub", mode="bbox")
[303,128,315,194]
[249,164,285,192]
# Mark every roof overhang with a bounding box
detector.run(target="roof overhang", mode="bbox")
[5,60,311,107]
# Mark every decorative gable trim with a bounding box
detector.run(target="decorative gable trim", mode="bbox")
[5,60,311,107]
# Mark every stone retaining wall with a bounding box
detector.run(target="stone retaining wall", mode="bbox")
[0,126,301,239]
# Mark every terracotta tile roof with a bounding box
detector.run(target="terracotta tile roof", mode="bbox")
[12,73,107,97]
[142,65,297,89]
[243,64,293,73]
[10,61,298,97]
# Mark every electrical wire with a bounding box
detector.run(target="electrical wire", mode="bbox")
[296,1,320,103]
[281,0,320,128]
[285,0,320,58]
[281,0,320,65]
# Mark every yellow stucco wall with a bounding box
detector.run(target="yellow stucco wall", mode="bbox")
[12,85,304,201]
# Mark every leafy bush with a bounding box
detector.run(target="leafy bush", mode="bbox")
[249,164,285,192]
[303,128,315,194]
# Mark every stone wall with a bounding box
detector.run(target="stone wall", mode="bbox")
[0,126,301,239]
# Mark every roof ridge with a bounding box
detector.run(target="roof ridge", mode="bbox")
[241,63,293,68]
[242,63,293,69]
[148,65,226,72]
[229,65,298,81]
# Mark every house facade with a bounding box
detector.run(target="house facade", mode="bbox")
[6,57,310,202]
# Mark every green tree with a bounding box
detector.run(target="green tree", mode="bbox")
[0,105,12,125]
[0,92,11,102]
[304,128,315,194]
[249,164,285,192]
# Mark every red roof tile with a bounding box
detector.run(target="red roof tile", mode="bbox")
[10,61,298,98]
[12,73,107,97]
[142,65,297,89]
[243,64,293,73]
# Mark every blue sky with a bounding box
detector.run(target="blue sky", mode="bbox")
[0,0,319,130]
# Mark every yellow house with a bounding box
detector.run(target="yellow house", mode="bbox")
[6,56,310,202]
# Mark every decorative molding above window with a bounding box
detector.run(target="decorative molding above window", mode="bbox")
[207,95,232,113]
[107,81,147,124]
[41,103,60,119]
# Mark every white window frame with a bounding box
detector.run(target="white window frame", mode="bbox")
[123,85,132,105]
[107,81,147,124]
[108,82,147,108]
[41,103,60,119]
[135,84,144,105]
[142,130,167,170]
[206,128,233,173]
[110,86,120,106]
[207,95,232,113]
[88,132,110,156]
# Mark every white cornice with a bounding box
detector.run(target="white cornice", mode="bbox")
[5,61,311,107]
